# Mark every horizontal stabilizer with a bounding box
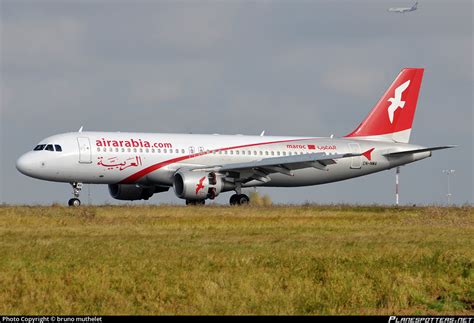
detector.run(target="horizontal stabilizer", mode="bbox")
[384,145,456,157]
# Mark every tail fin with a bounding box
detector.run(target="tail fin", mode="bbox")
[345,68,424,143]
[412,1,418,10]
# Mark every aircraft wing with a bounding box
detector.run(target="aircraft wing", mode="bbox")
[187,152,360,182]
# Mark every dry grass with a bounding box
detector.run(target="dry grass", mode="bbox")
[0,205,472,315]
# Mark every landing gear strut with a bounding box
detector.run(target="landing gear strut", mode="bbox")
[68,182,83,207]
[229,194,250,206]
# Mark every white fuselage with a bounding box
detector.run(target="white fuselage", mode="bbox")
[16,131,430,189]
[388,7,416,13]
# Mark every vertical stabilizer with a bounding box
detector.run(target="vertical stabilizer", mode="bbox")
[345,68,424,143]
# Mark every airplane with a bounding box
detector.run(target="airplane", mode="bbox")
[16,68,453,207]
[388,1,418,13]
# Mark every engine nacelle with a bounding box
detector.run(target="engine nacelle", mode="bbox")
[108,184,168,201]
[173,171,223,200]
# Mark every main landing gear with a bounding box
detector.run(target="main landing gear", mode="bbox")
[229,183,249,206]
[229,194,250,206]
[68,182,83,207]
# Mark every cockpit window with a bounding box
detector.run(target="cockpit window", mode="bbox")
[54,145,62,152]
[45,144,54,151]
[33,144,46,151]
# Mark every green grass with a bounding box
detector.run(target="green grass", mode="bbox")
[0,205,472,315]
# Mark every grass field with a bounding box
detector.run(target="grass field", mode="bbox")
[0,205,472,315]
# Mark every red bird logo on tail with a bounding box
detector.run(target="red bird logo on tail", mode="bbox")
[195,176,206,194]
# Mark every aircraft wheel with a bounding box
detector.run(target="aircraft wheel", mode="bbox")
[229,194,239,205]
[237,194,250,205]
[68,198,81,207]
[230,194,249,205]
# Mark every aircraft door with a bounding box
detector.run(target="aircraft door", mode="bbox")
[77,137,92,164]
[349,143,362,169]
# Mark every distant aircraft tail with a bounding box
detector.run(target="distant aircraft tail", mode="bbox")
[412,1,418,10]
[345,68,424,143]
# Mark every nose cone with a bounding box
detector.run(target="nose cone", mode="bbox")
[16,152,38,177]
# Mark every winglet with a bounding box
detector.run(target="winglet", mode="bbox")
[362,148,375,161]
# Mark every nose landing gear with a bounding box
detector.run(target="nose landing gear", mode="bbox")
[68,182,83,207]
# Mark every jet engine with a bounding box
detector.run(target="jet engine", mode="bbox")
[173,171,223,200]
[108,184,169,201]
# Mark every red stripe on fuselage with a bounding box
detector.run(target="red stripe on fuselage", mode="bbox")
[119,138,316,184]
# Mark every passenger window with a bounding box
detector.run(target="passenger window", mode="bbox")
[54,145,62,152]
[265,151,269,155]
[151,149,155,153]
[115,148,119,152]
[127,148,131,152]
[277,151,280,156]
[45,144,54,151]
[97,147,101,152]
[146,149,149,153]
[157,149,161,153]
[181,149,185,154]
[271,151,275,156]
[236,151,239,155]
[259,151,263,155]
[164,149,167,153]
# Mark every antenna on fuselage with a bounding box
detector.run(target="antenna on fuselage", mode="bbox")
[260,130,265,136]
[78,126,84,133]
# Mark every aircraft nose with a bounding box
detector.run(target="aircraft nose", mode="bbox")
[16,153,37,177]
